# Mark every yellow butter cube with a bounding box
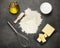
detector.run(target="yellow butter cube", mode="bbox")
[42,24,55,37]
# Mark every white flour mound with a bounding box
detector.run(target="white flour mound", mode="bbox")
[19,8,43,34]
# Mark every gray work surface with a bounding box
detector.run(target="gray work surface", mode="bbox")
[0,0,60,48]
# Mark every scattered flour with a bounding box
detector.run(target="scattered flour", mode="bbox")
[19,8,43,34]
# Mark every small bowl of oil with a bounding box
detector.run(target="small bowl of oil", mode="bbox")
[9,2,20,15]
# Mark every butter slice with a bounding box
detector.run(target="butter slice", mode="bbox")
[37,37,41,42]
[37,34,41,42]
[37,34,46,43]
[39,34,46,43]
[42,24,55,37]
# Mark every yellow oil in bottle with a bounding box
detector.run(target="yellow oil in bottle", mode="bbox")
[9,2,20,14]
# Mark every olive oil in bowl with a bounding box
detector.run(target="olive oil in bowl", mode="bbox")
[9,2,20,14]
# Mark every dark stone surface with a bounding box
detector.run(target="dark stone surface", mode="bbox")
[0,0,60,48]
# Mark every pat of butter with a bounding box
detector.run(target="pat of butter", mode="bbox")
[37,34,46,43]
[39,34,46,43]
[37,37,41,42]
[42,24,55,37]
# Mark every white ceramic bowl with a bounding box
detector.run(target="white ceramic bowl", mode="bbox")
[40,2,52,14]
